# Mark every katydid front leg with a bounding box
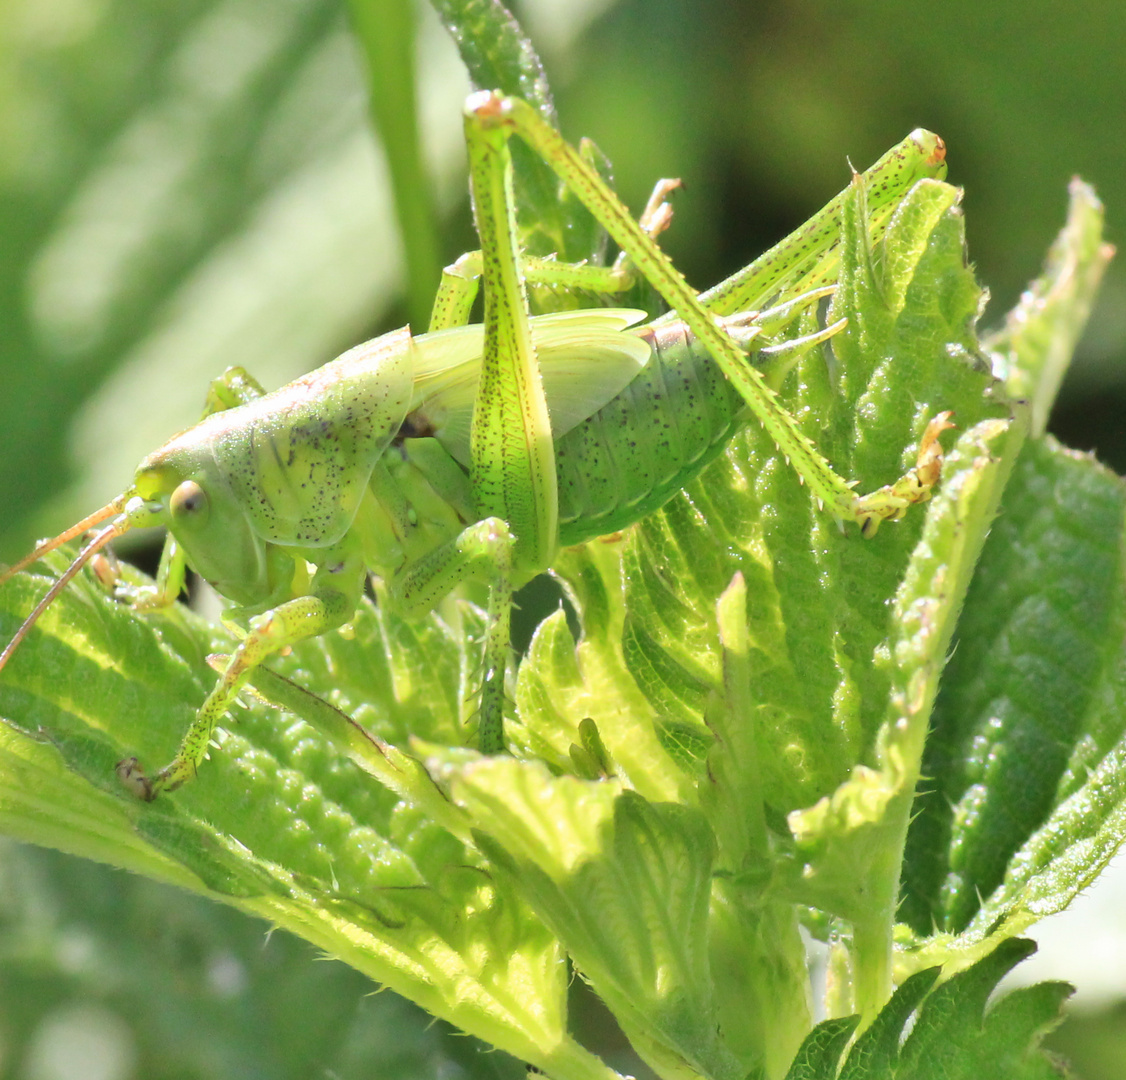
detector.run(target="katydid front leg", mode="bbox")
[118,548,369,800]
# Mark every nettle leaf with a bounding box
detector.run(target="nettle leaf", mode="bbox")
[991,179,1116,440]
[895,941,1071,1080]
[836,967,940,1079]
[613,175,1005,818]
[0,565,613,1078]
[901,437,1126,934]
[0,8,1117,1070]
[572,174,1014,986]
[781,412,1018,923]
[898,183,1126,970]
[501,167,1019,1062]
[781,1016,860,1080]
[450,761,743,1080]
[0,840,503,1080]
[785,940,1070,1080]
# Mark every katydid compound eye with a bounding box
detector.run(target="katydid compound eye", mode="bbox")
[170,480,210,526]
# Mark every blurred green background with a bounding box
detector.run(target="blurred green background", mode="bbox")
[1,0,1124,1076]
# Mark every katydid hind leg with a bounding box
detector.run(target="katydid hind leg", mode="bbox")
[457,93,561,754]
[456,93,659,753]
[467,92,952,532]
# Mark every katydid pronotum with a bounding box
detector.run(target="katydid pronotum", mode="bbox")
[0,92,951,800]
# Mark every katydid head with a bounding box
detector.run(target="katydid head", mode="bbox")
[130,448,275,609]
[128,326,416,602]
[0,444,272,677]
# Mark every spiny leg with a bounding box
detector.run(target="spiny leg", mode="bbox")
[431,95,631,753]
[437,136,678,754]
[427,177,681,333]
[118,551,367,799]
[465,91,950,533]
[461,99,560,577]
[697,132,946,316]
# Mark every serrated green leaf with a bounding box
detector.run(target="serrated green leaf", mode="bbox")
[0,570,627,1080]
[781,1017,861,1080]
[986,180,1114,438]
[780,408,1021,1018]
[900,939,1039,1069]
[901,439,1126,936]
[837,967,940,1080]
[0,841,519,1080]
[450,761,741,1080]
[895,940,1071,1080]
[609,174,1003,829]
[893,180,1122,995]
[787,940,1072,1080]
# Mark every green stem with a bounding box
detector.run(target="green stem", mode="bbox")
[851,906,894,1025]
[346,0,442,330]
[537,1040,633,1080]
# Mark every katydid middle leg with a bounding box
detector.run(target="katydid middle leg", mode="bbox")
[427,176,682,333]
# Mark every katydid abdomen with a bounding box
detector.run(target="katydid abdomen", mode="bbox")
[386,310,770,567]
[553,320,746,547]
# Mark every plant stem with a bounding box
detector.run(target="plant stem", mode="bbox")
[851,906,893,1025]
[347,0,441,329]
